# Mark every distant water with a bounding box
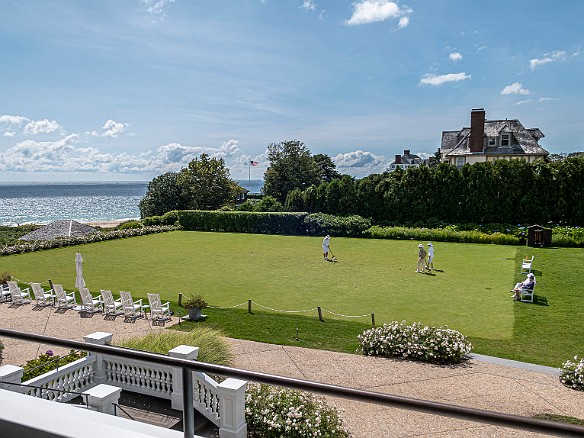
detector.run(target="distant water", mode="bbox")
[0,180,263,226]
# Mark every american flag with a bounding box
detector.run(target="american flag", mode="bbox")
[250,160,259,166]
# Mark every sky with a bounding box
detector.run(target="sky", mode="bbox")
[0,0,582,182]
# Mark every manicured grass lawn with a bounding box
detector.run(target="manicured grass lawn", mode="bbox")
[1,231,582,367]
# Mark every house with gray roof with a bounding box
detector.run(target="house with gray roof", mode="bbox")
[440,108,549,168]
[388,149,427,171]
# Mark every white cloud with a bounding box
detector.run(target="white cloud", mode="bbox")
[0,115,29,125]
[516,100,532,105]
[332,150,390,177]
[529,50,567,70]
[3,131,17,137]
[142,0,175,22]
[449,52,462,62]
[23,119,62,136]
[102,120,128,137]
[346,1,410,26]
[419,72,470,86]
[398,16,409,29]
[301,0,317,11]
[501,82,530,95]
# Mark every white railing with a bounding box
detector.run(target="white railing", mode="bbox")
[104,356,173,398]
[23,356,96,403]
[0,332,247,438]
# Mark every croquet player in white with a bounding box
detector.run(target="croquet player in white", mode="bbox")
[322,235,331,261]
[426,242,434,271]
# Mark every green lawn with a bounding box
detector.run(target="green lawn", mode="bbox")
[1,231,582,367]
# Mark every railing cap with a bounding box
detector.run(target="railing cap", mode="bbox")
[84,332,113,345]
[169,345,199,360]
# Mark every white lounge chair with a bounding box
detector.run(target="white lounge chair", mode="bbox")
[101,289,123,317]
[147,293,171,324]
[31,283,56,308]
[78,287,103,314]
[120,291,145,321]
[0,283,11,303]
[521,256,534,274]
[53,284,77,310]
[7,281,31,305]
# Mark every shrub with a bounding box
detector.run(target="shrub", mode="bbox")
[0,271,11,284]
[304,213,371,237]
[246,383,351,437]
[560,356,584,390]
[22,349,87,381]
[357,321,472,365]
[117,220,144,230]
[365,225,521,245]
[161,210,180,225]
[116,328,233,367]
[183,294,208,309]
[142,215,162,226]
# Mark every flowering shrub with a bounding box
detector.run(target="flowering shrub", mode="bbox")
[246,383,351,437]
[1,225,178,256]
[22,349,87,381]
[357,321,472,365]
[560,356,584,390]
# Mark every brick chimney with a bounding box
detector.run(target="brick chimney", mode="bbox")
[394,154,402,164]
[470,108,485,153]
[403,149,410,156]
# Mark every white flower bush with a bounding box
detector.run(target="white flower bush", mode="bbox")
[357,321,472,365]
[245,383,351,437]
[560,356,584,391]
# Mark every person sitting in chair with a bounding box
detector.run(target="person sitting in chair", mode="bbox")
[512,273,535,301]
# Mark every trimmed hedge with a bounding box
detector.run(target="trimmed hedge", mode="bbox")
[178,210,307,234]
[365,225,521,245]
[304,212,371,237]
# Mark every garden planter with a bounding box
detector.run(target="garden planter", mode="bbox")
[187,307,204,321]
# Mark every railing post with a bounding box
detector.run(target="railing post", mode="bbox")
[217,378,247,438]
[182,367,195,438]
[84,332,113,384]
[82,384,121,415]
[0,365,25,393]
[169,345,199,411]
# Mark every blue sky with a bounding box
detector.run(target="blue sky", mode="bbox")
[0,0,582,182]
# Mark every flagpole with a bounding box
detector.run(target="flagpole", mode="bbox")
[248,161,251,184]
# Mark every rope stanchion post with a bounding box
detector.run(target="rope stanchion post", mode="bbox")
[317,306,323,322]
[248,299,252,314]
[178,293,183,307]
[371,313,375,327]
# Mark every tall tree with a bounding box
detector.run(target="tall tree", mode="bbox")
[177,153,242,210]
[139,172,184,218]
[313,153,341,182]
[263,140,321,202]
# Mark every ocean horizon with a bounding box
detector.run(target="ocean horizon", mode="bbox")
[0,180,263,226]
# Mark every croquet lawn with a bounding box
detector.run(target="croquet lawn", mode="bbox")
[1,231,582,367]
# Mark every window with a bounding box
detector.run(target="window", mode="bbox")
[455,157,465,168]
[489,137,496,146]
[501,133,510,146]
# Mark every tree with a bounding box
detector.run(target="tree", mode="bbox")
[177,153,243,210]
[313,153,341,182]
[140,153,243,218]
[263,140,321,202]
[139,172,184,218]
[427,149,442,167]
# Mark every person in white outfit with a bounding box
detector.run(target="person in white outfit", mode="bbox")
[322,235,331,261]
[426,243,434,271]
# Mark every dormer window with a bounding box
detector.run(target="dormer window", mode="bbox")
[501,133,510,146]
[488,137,496,146]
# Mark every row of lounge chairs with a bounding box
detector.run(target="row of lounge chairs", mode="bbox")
[1,281,171,324]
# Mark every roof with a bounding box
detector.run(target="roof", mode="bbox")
[19,220,97,241]
[441,119,549,157]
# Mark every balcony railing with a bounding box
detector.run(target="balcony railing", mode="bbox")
[1,327,583,437]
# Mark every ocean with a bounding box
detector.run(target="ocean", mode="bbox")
[0,180,264,226]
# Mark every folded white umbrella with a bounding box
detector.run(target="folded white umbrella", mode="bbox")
[75,252,86,289]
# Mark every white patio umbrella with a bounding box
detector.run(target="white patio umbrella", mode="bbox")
[75,252,86,289]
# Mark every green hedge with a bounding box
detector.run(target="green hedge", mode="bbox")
[304,212,372,237]
[365,225,521,245]
[178,210,307,234]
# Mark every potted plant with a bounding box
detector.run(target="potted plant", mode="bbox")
[183,294,208,321]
